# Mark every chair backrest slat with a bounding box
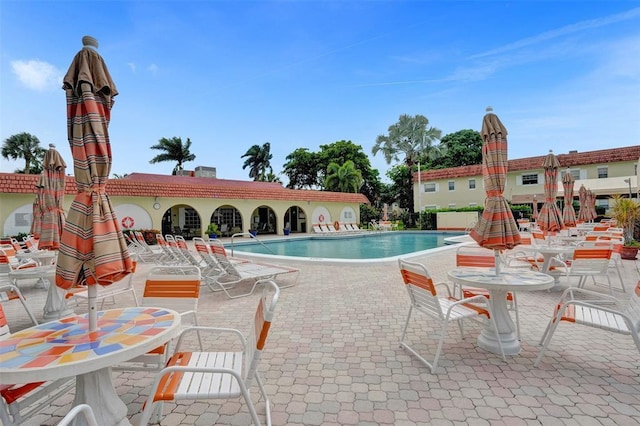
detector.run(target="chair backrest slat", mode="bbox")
[398,259,444,319]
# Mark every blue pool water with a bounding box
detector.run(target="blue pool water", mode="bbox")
[228,232,463,260]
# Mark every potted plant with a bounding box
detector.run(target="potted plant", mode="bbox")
[610,195,640,259]
[206,223,221,239]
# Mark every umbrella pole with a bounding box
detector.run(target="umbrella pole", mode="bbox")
[88,285,97,331]
[494,250,500,276]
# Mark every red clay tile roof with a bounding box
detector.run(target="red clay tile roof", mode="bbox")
[1,172,369,204]
[416,145,640,181]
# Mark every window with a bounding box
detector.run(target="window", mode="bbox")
[468,179,476,189]
[561,169,580,180]
[424,183,436,193]
[597,167,608,178]
[448,181,455,191]
[468,202,478,207]
[522,174,538,185]
[448,203,456,208]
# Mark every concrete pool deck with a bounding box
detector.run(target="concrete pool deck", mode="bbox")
[4,238,640,425]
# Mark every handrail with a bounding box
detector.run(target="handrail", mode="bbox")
[229,232,275,256]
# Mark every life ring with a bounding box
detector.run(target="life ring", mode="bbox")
[318,214,325,222]
[121,216,135,229]
[334,221,340,231]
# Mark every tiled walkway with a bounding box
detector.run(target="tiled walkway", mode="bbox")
[4,240,640,425]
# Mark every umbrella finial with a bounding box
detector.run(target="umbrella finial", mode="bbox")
[485,106,493,113]
[82,36,99,50]
[49,143,55,149]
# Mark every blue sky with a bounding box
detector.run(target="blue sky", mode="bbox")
[1,1,639,184]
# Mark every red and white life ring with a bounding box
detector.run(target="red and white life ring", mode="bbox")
[318,214,325,223]
[121,216,135,229]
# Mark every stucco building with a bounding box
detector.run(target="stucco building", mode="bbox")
[414,145,640,213]
[1,172,369,238]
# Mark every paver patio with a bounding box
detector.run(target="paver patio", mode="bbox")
[4,239,639,425]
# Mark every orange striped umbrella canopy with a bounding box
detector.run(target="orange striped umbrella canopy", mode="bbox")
[537,150,564,233]
[577,184,590,222]
[561,168,577,227]
[56,37,133,329]
[469,108,521,251]
[38,144,67,250]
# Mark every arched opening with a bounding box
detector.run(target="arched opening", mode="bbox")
[162,204,201,239]
[284,206,308,234]
[250,206,277,235]
[210,205,243,236]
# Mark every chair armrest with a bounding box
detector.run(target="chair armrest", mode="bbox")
[434,282,453,297]
[174,326,246,352]
[559,286,621,304]
[556,299,626,317]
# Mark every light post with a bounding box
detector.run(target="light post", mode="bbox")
[624,178,632,198]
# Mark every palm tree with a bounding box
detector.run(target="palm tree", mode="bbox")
[242,142,273,181]
[1,132,46,174]
[325,160,363,193]
[149,137,196,175]
[264,172,282,183]
[372,114,442,212]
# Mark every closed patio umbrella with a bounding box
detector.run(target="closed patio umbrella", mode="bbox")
[55,36,133,331]
[537,150,564,234]
[561,168,576,227]
[577,184,590,222]
[532,194,539,221]
[39,144,67,250]
[469,107,521,273]
[587,189,598,221]
[29,178,44,239]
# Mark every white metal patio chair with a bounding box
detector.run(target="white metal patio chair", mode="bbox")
[57,404,98,426]
[65,260,140,309]
[534,281,640,367]
[113,265,202,373]
[138,280,280,426]
[0,295,74,426]
[547,246,614,294]
[398,258,505,373]
[452,245,521,339]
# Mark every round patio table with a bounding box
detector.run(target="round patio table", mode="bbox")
[447,267,554,355]
[0,306,181,426]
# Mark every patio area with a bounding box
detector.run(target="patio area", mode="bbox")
[4,242,640,425]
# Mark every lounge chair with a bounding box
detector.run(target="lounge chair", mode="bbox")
[207,240,299,298]
[312,224,325,233]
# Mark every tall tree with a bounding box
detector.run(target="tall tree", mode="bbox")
[433,129,482,168]
[372,114,442,212]
[242,142,273,181]
[1,132,46,174]
[149,137,196,175]
[385,165,413,211]
[318,140,382,204]
[325,160,363,193]
[282,148,320,189]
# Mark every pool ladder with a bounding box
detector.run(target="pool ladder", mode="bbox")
[229,232,276,256]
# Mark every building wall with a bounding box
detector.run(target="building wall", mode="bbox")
[415,159,639,211]
[1,193,361,238]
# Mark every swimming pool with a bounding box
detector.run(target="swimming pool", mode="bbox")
[227,231,465,262]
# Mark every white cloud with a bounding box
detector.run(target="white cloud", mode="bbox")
[10,60,62,91]
[128,62,137,73]
[148,64,158,73]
